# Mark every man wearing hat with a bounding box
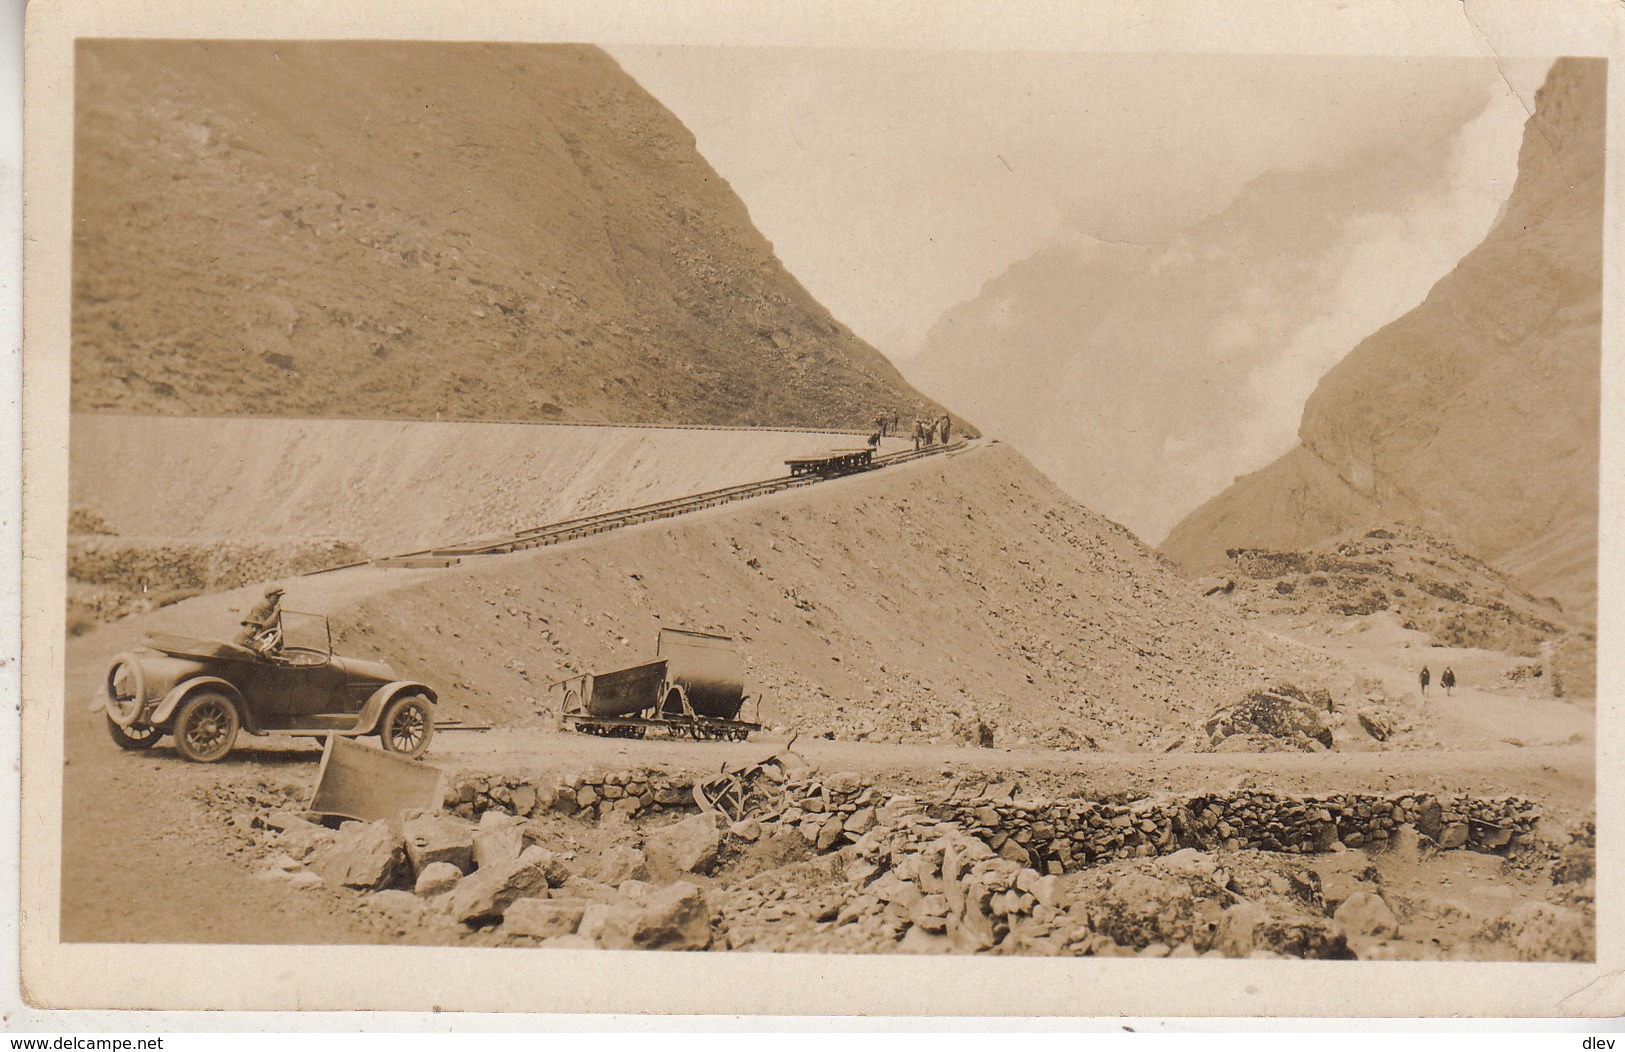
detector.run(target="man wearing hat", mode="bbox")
[236,586,286,656]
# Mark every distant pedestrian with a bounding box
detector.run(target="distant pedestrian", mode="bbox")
[1442,667,1456,696]
[867,432,880,451]
[913,420,925,451]
[1419,665,1431,697]
[875,414,888,438]
[939,416,952,444]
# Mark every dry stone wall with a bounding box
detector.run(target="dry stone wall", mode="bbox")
[449,765,1539,872]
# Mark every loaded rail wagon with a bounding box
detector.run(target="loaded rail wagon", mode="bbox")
[552,629,761,741]
[784,448,873,478]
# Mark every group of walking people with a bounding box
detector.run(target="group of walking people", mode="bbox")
[1419,664,1457,697]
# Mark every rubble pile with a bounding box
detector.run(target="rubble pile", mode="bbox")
[1199,684,1336,752]
[217,768,1576,960]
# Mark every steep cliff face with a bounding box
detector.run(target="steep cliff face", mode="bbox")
[1162,58,1604,620]
[71,41,957,431]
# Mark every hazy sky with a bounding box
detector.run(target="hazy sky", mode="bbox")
[611,48,1553,359]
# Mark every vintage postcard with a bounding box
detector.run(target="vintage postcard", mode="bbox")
[16,0,1624,1020]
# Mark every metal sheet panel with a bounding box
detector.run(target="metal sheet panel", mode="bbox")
[584,659,668,718]
[307,735,443,823]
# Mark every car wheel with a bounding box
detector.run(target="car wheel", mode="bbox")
[105,714,161,751]
[172,692,240,763]
[379,694,434,759]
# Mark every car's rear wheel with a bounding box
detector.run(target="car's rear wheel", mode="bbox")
[172,692,240,763]
[379,694,434,759]
[105,714,160,751]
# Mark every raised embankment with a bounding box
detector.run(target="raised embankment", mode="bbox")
[303,442,1331,746]
[69,414,906,554]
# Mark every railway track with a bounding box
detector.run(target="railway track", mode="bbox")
[304,438,971,575]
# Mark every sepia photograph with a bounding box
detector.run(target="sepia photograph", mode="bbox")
[15,0,1621,1021]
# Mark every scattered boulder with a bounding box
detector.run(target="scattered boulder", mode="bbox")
[645,813,723,875]
[591,882,713,951]
[1356,709,1392,742]
[447,845,572,924]
[503,897,588,939]
[309,820,408,891]
[414,861,463,897]
[264,811,336,860]
[472,811,524,870]
[594,845,650,886]
[1334,891,1399,940]
[403,814,475,875]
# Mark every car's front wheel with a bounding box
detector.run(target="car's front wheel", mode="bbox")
[172,692,240,763]
[105,714,161,751]
[379,694,434,759]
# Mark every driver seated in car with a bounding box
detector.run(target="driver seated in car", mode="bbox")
[235,586,285,657]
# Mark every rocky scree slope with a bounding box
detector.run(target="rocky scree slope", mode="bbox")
[1162,59,1604,622]
[322,444,1334,748]
[72,41,959,432]
[1200,523,1575,656]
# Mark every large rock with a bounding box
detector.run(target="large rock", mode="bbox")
[447,845,572,924]
[503,897,588,939]
[264,811,337,860]
[645,813,723,875]
[309,820,408,891]
[1355,709,1392,742]
[414,861,463,897]
[1333,891,1399,940]
[472,811,524,870]
[590,882,713,951]
[403,814,475,875]
[595,845,650,886]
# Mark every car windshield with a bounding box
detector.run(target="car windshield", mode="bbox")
[278,610,331,656]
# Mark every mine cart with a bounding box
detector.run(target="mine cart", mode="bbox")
[552,629,761,741]
[784,448,873,478]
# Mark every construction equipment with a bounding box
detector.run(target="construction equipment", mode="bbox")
[551,629,762,741]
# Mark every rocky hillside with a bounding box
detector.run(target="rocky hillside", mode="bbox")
[71,41,959,432]
[1197,523,1573,657]
[71,444,1335,749]
[1162,59,1604,621]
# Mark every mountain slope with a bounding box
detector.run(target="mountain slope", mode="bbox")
[1162,58,1604,620]
[71,41,959,431]
[902,79,1509,542]
[61,444,1337,749]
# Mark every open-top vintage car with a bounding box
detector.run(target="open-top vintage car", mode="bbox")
[92,610,438,762]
